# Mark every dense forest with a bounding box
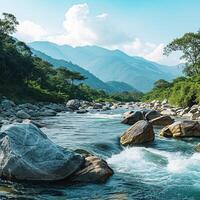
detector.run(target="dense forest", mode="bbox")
[0,13,142,103]
[143,30,200,107]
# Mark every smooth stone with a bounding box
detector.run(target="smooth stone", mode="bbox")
[121,111,144,125]
[161,109,177,116]
[66,99,80,111]
[93,103,103,109]
[69,155,113,184]
[150,115,174,126]
[160,120,200,137]
[120,120,154,146]
[145,110,160,121]
[1,99,15,110]
[16,110,31,119]
[39,109,57,116]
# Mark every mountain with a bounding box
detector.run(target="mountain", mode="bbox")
[29,41,182,92]
[32,49,112,92]
[32,49,139,93]
[106,81,138,93]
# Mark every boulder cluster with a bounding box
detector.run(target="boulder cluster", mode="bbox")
[119,100,200,149]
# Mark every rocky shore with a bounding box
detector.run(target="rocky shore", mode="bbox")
[0,97,200,185]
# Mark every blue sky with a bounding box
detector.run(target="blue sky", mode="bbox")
[0,0,200,65]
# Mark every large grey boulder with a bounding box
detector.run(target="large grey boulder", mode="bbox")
[160,121,200,138]
[0,123,84,181]
[121,111,144,125]
[120,120,154,146]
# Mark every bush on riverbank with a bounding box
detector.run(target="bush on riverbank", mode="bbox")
[143,76,200,107]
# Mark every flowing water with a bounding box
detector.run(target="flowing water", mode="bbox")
[1,109,200,200]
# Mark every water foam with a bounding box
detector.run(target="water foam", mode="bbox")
[107,147,200,176]
[86,113,121,119]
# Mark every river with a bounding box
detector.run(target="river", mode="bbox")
[0,109,200,200]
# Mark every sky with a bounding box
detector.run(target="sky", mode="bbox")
[0,0,200,65]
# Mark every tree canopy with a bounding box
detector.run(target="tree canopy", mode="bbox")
[164,30,200,76]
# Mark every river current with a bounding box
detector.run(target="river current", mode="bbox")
[1,109,200,200]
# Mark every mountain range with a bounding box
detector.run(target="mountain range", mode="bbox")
[32,49,137,93]
[29,41,183,92]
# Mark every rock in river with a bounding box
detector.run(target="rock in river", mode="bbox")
[16,110,31,119]
[160,120,200,137]
[0,123,84,181]
[145,110,160,121]
[150,115,174,126]
[121,111,144,125]
[120,120,154,146]
[70,155,113,184]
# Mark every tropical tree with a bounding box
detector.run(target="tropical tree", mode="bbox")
[164,30,200,76]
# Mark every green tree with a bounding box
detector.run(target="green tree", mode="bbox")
[164,30,200,76]
[154,79,171,89]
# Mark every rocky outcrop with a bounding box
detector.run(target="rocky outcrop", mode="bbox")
[160,121,200,137]
[0,123,84,181]
[150,115,174,126]
[121,111,144,125]
[120,120,154,146]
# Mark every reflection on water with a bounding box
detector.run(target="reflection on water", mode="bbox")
[0,109,200,200]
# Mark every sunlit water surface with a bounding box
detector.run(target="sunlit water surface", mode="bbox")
[1,109,200,200]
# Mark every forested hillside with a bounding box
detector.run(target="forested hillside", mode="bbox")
[0,13,142,103]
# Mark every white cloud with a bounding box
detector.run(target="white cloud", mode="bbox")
[48,3,131,47]
[117,38,165,62]
[48,3,97,46]
[16,20,47,42]
[15,3,180,65]
[145,43,165,62]
[96,13,108,19]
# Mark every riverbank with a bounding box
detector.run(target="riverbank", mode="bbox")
[1,97,200,128]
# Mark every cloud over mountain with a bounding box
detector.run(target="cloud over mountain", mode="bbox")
[15,3,179,65]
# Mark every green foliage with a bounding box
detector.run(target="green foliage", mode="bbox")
[0,13,19,35]
[164,30,200,76]
[143,76,200,107]
[111,91,143,102]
